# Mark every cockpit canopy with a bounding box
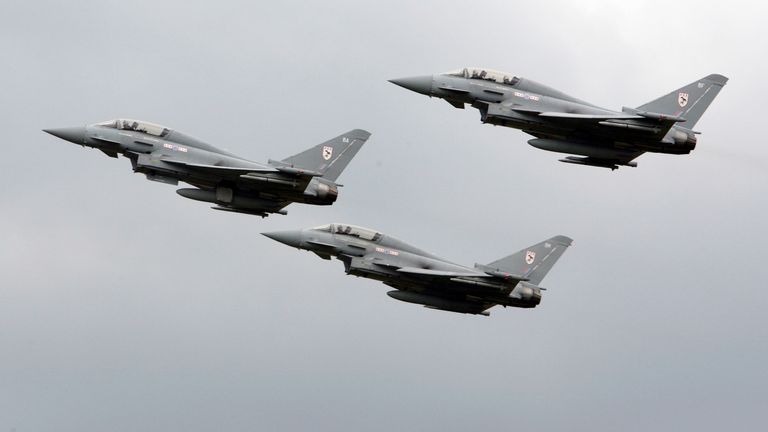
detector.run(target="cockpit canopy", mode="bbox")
[312,223,382,241]
[442,67,519,85]
[95,119,171,138]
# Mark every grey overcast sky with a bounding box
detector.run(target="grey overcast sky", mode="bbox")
[1,1,766,430]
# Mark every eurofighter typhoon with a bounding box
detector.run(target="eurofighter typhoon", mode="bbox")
[391,68,727,170]
[263,224,572,316]
[44,120,370,216]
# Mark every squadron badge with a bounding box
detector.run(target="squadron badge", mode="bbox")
[322,146,333,161]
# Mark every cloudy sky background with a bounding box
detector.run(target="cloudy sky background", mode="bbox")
[1,1,766,430]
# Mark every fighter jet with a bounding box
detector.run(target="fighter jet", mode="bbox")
[44,119,370,217]
[263,223,572,316]
[390,68,727,170]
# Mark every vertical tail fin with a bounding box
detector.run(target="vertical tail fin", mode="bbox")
[279,129,371,181]
[483,235,572,285]
[636,74,728,129]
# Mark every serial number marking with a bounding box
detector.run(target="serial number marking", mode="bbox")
[163,143,188,152]
[514,91,540,101]
[375,246,399,256]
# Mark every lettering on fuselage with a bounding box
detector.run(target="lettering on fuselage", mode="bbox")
[375,246,399,256]
[163,143,188,153]
[513,91,540,102]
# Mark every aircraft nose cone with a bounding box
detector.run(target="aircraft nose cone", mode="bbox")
[262,230,303,248]
[43,126,87,145]
[389,75,433,95]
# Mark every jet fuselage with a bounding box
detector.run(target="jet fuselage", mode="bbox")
[391,68,727,169]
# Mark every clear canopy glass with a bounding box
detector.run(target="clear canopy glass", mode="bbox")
[313,223,382,241]
[442,67,519,85]
[96,119,171,138]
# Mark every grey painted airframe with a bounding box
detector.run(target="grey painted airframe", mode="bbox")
[263,224,572,316]
[391,68,727,170]
[44,120,370,217]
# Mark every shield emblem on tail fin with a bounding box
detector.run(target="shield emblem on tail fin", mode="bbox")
[322,146,333,161]
[525,250,536,265]
[678,92,689,108]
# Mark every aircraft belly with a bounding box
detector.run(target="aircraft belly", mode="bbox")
[521,118,663,150]
[182,174,305,204]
